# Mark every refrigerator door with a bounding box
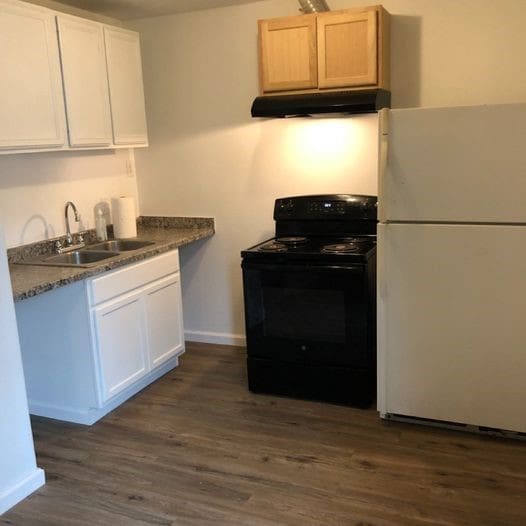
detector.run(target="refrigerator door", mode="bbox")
[379,103,526,224]
[377,223,526,433]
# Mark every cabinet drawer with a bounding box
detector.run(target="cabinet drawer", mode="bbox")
[88,250,179,306]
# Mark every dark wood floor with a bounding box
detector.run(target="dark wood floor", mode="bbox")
[3,342,526,525]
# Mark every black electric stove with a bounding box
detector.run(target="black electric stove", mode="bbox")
[241,194,377,407]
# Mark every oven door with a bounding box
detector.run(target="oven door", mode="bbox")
[241,259,374,368]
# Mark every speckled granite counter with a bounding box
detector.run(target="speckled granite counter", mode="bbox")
[9,217,214,301]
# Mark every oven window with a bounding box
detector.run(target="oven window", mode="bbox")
[264,286,345,342]
[242,262,371,366]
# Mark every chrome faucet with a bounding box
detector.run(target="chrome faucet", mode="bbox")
[65,201,80,245]
[56,201,85,253]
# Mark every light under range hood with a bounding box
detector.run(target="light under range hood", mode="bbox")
[251,89,391,118]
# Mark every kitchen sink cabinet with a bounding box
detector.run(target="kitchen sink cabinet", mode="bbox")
[90,258,184,404]
[16,250,184,425]
[92,289,148,403]
[144,274,184,368]
[258,5,390,94]
[0,0,66,151]
[56,15,113,147]
[0,0,148,153]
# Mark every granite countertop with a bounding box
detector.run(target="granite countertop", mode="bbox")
[9,217,214,302]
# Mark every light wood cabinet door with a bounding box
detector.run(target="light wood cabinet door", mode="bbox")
[317,10,377,89]
[104,26,148,146]
[259,14,317,93]
[0,0,66,150]
[93,289,148,403]
[57,15,112,147]
[144,274,184,369]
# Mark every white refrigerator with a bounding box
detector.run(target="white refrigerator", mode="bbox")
[377,103,526,434]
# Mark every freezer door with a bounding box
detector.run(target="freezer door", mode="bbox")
[379,103,526,223]
[377,223,526,433]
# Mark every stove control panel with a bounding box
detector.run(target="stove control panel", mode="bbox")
[274,194,377,220]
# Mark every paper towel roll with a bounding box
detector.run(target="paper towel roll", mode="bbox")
[112,196,137,239]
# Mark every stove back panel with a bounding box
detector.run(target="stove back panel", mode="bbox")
[274,194,377,238]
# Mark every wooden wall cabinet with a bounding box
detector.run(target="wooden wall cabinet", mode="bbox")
[16,250,184,425]
[258,5,390,95]
[258,14,318,93]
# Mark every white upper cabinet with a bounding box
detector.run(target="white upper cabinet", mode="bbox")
[57,15,112,147]
[0,0,66,150]
[0,0,149,154]
[104,26,148,146]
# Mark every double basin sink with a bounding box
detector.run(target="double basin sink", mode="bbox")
[23,239,155,268]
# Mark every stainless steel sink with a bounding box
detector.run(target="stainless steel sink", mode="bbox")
[16,239,156,268]
[85,239,155,252]
[17,250,119,268]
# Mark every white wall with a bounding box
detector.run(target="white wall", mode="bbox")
[0,226,44,514]
[129,0,526,344]
[0,149,138,248]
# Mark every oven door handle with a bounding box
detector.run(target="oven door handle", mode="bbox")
[242,261,364,273]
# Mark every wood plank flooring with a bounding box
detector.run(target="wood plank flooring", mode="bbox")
[3,342,526,526]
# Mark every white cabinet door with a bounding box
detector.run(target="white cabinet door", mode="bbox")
[92,289,147,403]
[0,0,66,150]
[57,15,112,147]
[145,274,184,369]
[104,26,148,146]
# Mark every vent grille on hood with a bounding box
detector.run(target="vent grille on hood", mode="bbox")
[251,89,391,118]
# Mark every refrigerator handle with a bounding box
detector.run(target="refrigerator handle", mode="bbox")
[377,108,389,223]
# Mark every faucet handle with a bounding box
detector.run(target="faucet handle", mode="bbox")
[77,233,84,243]
[55,240,63,253]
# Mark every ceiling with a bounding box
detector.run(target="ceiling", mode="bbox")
[54,0,265,20]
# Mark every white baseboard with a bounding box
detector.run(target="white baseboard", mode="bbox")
[0,468,45,515]
[185,330,246,347]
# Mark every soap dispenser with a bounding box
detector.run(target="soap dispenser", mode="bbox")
[95,208,108,241]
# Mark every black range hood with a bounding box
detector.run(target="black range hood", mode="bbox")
[251,88,390,118]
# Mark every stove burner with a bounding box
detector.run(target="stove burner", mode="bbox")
[259,242,287,252]
[276,236,308,245]
[321,243,362,254]
[340,237,371,245]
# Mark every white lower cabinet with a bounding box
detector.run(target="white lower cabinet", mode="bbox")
[145,275,184,368]
[90,265,184,404]
[93,289,147,403]
[16,250,184,425]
